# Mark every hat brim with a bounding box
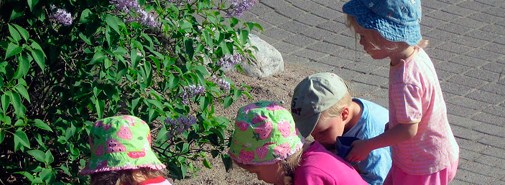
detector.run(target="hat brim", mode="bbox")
[294,112,321,138]
[79,149,166,175]
[343,0,421,46]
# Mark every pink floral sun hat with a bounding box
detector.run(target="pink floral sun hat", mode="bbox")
[80,115,166,175]
[229,101,304,165]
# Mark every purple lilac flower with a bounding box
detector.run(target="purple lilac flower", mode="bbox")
[136,10,160,28]
[110,0,140,12]
[165,115,197,133]
[226,0,258,17]
[181,85,205,104]
[212,75,231,91]
[217,54,243,70]
[110,0,160,29]
[51,8,73,26]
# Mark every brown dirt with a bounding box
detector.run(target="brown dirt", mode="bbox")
[174,63,317,185]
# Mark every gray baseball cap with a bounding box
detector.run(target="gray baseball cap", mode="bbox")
[290,72,349,137]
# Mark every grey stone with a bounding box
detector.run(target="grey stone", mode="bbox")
[241,34,284,78]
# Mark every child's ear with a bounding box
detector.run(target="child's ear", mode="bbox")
[340,107,351,122]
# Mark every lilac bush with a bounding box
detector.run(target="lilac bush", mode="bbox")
[0,0,261,183]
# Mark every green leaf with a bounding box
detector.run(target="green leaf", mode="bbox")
[105,15,121,34]
[15,84,30,103]
[15,171,34,182]
[223,96,232,109]
[34,119,53,132]
[0,61,7,75]
[181,142,189,153]
[65,123,76,140]
[40,168,54,184]
[95,99,105,119]
[202,29,213,48]
[90,51,106,64]
[8,24,21,43]
[27,150,46,163]
[0,129,5,144]
[180,20,193,32]
[80,9,92,24]
[130,49,140,67]
[130,98,140,113]
[79,33,92,45]
[229,17,239,27]
[9,91,25,117]
[184,38,194,59]
[34,134,47,149]
[180,164,187,179]
[12,24,29,41]
[14,119,26,127]
[104,58,112,69]
[240,29,249,45]
[1,93,10,112]
[148,109,157,123]
[222,154,233,172]
[10,8,24,21]
[203,157,212,169]
[14,129,31,150]
[27,0,39,12]
[194,65,209,80]
[219,41,231,55]
[59,165,71,176]
[155,125,168,143]
[30,42,46,70]
[14,53,30,79]
[246,22,264,32]
[45,150,54,164]
[5,43,22,59]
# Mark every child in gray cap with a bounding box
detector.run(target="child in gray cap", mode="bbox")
[291,72,391,185]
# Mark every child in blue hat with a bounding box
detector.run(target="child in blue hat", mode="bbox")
[342,0,460,185]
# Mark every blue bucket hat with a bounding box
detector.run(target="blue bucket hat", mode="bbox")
[343,0,422,46]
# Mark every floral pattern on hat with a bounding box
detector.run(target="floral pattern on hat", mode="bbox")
[80,115,166,175]
[229,101,304,165]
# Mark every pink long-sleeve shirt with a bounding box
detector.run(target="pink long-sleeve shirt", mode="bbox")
[294,141,367,185]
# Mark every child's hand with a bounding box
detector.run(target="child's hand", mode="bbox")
[345,140,371,163]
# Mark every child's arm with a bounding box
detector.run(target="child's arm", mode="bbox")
[345,122,418,162]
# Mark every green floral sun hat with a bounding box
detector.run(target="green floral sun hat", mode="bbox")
[80,115,166,175]
[229,101,304,165]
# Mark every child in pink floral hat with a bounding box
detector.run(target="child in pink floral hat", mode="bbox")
[229,101,367,185]
[80,115,172,185]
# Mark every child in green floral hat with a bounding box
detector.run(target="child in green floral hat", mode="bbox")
[80,115,172,185]
[229,101,366,185]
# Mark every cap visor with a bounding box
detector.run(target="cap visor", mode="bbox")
[294,112,321,138]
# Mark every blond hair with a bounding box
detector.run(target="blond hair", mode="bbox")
[319,93,353,122]
[90,168,167,185]
[345,15,429,48]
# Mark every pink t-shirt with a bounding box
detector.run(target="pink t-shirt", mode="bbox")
[294,141,367,185]
[388,47,459,175]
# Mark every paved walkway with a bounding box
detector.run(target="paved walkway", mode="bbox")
[242,0,505,184]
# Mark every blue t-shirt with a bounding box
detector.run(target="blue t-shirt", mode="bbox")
[343,98,392,185]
